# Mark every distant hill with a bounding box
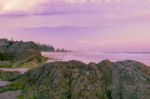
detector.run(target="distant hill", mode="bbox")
[7,60,150,99]
[0,38,46,68]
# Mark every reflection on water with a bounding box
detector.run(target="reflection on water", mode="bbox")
[42,52,150,66]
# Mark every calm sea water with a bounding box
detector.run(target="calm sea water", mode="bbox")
[43,52,150,66]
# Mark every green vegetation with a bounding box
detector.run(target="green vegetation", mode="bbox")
[0,70,23,95]
[0,82,24,93]
[12,55,46,68]
[0,70,21,81]
[56,48,70,52]
[0,38,70,68]
[36,42,70,52]
[0,61,12,68]
[0,52,12,61]
[36,43,55,52]
[0,38,46,68]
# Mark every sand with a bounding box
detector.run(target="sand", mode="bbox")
[0,68,29,74]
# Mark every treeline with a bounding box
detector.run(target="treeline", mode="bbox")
[55,48,70,52]
[36,43,70,52]
[36,43,55,52]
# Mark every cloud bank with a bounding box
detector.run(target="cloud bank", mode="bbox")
[0,0,149,14]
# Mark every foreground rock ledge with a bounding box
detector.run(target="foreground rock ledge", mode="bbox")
[18,60,150,99]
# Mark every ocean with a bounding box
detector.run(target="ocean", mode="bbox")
[43,52,150,66]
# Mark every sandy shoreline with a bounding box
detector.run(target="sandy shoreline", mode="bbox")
[0,68,29,74]
[42,52,68,62]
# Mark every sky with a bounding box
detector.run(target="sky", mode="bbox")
[0,0,150,52]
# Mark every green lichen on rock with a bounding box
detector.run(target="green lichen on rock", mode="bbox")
[15,60,150,99]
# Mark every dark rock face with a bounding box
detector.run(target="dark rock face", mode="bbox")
[0,38,45,67]
[19,60,150,99]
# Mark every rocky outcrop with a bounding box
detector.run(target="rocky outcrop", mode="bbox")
[0,38,45,67]
[17,60,150,99]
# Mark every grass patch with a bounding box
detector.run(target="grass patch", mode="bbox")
[0,61,12,68]
[0,70,21,81]
[0,82,25,93]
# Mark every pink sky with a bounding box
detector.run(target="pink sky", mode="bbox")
[0,0,150,52]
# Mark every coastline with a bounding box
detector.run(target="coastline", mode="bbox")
[41,52,150,66]
[1,51,150,72]
[0,52,150,99]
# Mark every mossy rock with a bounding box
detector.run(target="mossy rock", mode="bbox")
[15,60,150,99]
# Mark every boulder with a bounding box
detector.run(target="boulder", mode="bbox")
[18,60,150,99]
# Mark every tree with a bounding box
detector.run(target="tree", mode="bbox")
[36,42,55,52]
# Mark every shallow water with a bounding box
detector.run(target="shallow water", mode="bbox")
[42,52,150,66]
